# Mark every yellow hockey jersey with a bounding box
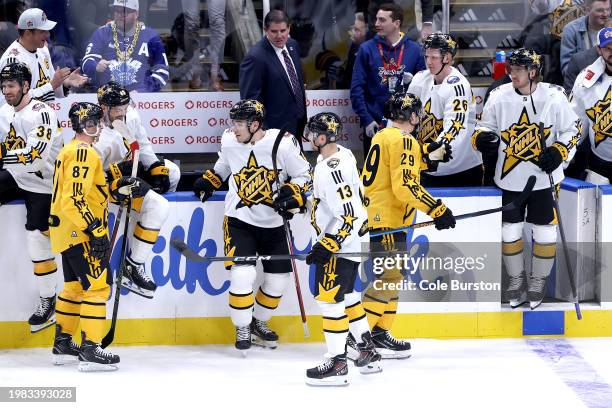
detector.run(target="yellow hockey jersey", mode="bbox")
[362,126,441,229]
[49,139,109,254]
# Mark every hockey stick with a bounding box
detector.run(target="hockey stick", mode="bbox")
[272,128,309,338]
[170,237,410,263]
[102,120,140,348]
[538,121,582,320]
[370,175,537,237]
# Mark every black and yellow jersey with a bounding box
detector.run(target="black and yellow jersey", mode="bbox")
[50,139,109,254]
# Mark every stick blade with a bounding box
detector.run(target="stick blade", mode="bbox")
[170,238,206,263]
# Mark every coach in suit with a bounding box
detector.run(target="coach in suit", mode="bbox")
[239,10,307,147]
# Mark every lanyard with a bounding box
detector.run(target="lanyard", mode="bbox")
[376,42,405,72]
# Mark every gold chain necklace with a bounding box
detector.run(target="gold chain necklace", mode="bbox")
[112,20,142,61]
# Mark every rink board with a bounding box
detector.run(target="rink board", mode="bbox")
[1,182,610,349]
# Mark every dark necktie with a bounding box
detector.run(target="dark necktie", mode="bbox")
[281,49,305,116]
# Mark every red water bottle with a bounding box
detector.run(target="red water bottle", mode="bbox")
[492,51,506,80]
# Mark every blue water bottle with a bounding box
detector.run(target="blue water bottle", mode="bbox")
[495,51,506,63]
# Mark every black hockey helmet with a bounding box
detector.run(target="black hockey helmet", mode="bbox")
[69,102,103,133]
[97,81,130,107]
[229,99,265,125]
[306,112,342,144]
[507,48,542,74]
[423,33,457,57]
[384,92,422,122]
[0,62,32,87]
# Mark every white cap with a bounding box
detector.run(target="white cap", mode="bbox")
[17,8,57,31]
[113,0,139,11]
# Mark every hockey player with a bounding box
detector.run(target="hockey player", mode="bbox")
[94,82,170,299]
[99,81,180,193]
[192,99,311,353]
[304,112,381,386]
[0,8,88,103]
[50,101,150,371]
[571,27,612,184]
[81,0,170,91]
[473,48,580,309]
[362,93,456,358]
[408,33,483,187]
[0,62,63,333]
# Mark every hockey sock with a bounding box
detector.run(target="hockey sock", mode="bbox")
[80,287,110,343]
[532,242,556,281]
[253,273,290,322]
[318,301,349,357]
[55,281,83,336]
[377,297,398,331]
[27,230,57,298]
[363,293,388,329]
[229,265,256,327]
[345,291,369,339]
[503,239,524,284]
[129,191,169,264]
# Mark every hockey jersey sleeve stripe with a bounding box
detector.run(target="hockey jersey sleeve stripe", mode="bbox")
[2,141,47,165]
[150,73,167,86]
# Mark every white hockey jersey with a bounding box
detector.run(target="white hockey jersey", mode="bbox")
[408,67,482,175]
[214,129,312,228]
[311,145,368,259]
[93,126,131,170]
[126,106,159,169]
[0,99,62,194]
[0,40,64,104]
[571,57,612,162]
[476,82,580,191]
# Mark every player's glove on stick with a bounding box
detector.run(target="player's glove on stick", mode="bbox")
[193,169,222,202]
[273,183,307,220]
[85,219,110,260]
[428,199,456,230]
[424,140,453,163]
[472,131,500,156]
[110,176,151,203]
[538,143,567,174]
[306,234,341,265]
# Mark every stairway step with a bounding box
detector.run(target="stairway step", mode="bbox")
[451,0,523,5]
[450,22,523,33]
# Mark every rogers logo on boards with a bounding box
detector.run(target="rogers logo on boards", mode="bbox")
[150,136,175,144]
[306,98,350,107]
[184,135,222,145]
[207,118,232,127]
[134,101,175,110]
[149,118,199,128]
[185,100,234,110]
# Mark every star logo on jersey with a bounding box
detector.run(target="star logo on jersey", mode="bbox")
[418,99,443,144]
[30,148,41,161]
[585,85,612,147]
[233,151,277,209]
[16,153,27,164]
[500,107,551,179]
[36,62,50,88]
[5,124,25,150]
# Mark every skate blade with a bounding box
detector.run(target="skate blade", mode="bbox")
[52,354,79,366]
[121,278,155,299]
[30,315,56,333]
[236,349,249,358]
[530,300,543,310]
[251,335,278,349]
[358,362,383,374]
[305,375,349,387]
[510,299,528,309]
[78,361,119,372]
[376,348,411,360]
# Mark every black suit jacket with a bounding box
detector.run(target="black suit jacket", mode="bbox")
[239,37,307,138]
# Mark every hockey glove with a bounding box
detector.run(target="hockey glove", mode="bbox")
[428,199,456,230]
[193,169,222,203]
[85,219,110,260]
[273,183,307,220]
[365,121,379,138]
[423,140,453,163]
[146,161,170,194]
[110,176,151,203]
[306,234,341,265]
[538,143,567,174]
[107,160,145,181]
[472,131,500,156]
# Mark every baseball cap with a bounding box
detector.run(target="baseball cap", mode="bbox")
[597,27,612,47]
[17,8,56,31]
[113,0,139,11]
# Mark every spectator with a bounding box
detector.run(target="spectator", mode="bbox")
[68,0,108,64]
[366,0,433,42]
[350,2,425,155]
[239,10,307,146]
[560,0,610,75]
[0,0,24,55]
[337,12,368,89]
[81,0,169,92]
[205,0,226,91]
[0,7,88,103]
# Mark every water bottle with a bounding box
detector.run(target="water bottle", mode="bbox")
[493,51,506,80]
[495,51,506,63]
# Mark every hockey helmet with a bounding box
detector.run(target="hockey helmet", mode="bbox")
[306,112,342,144]
[384,92,422,122]
[0,62,32,87]
[69,102,103,133]
[97,81,130,107]
[423,33,458,57]
[507,48,542,74]
[229,99,265,125]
